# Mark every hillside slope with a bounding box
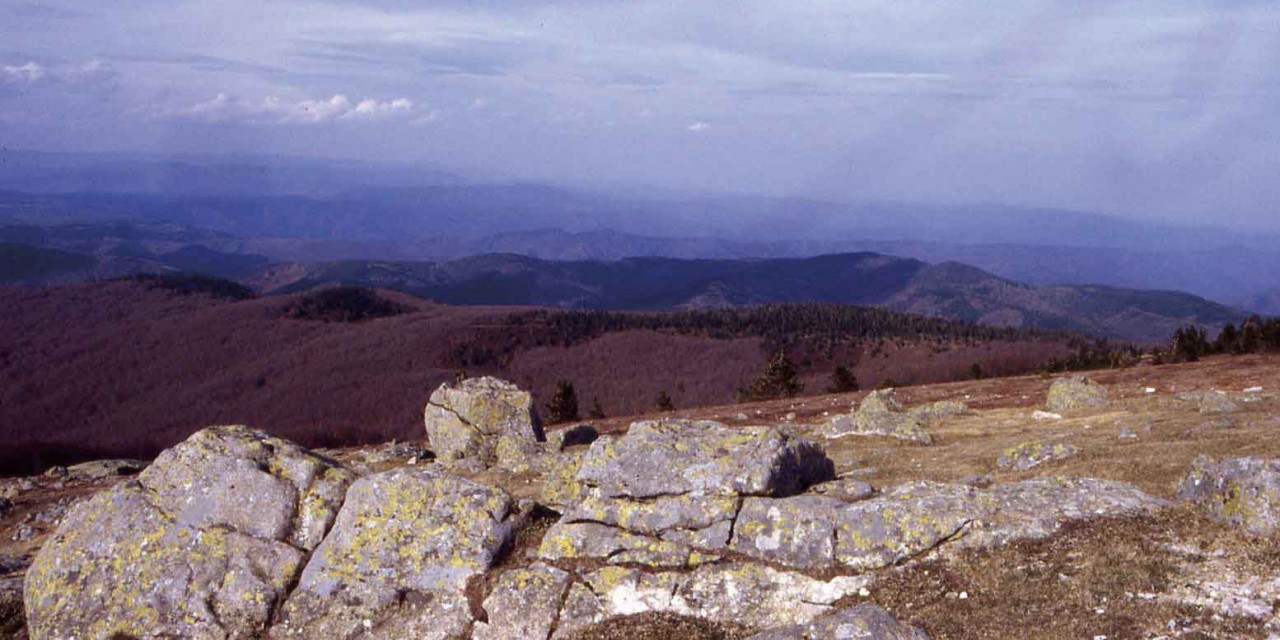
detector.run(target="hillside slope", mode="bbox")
[249,253,1244,341]
[0,280,1079,474]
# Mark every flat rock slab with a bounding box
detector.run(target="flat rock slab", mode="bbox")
[1178,456,1280,535]
[730,478,1168,572]
[567,563,872,632]
[273,466,521,638]
[996,440,1080,471]
[746,604,931,640]
[576,420,833,499]
[25,426,352,640]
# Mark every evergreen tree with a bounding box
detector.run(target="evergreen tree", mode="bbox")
[969,363,985,380]
[588,397,606,420]
[545,380,580,424]
[1170,325,1210,362]
[1214,323,1239,354]
[738,350,804,402]
[826,364,859,393]
[655,390,675,412]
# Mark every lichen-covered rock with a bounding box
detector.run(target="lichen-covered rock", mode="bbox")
[141,425,353,550]
[547,423,599,451]
[996,440,1080,471]
[272,466,522,638]
[810,476,877,502]
[746,604,931,640]
[1045,375,1109,411]
[731,495,847,569]
[730,478,1166,572]
[63,458,146,481]
[423,376,544,464]
[564,564,872,632]
[964,477,1171,549]
[538,420,830,567]
[1177,456,1280,535]
[1177,391,1240,415]
[821,390,933,444]
[907,399,971,425]
[577,420,833,499]
[538,450,589,510]
[473,563,572,640]
[25,426,352,640]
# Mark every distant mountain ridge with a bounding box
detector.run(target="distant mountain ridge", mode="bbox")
[245,252,1244,342]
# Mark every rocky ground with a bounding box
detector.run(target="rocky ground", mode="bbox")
[2,353,1279,639]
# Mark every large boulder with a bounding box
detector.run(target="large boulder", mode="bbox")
[1178,456,1280,535]
[577,419,834,499]
[996,440,1080,471]
[538,420,833,567]
[821,390,934,444]
[1045,375,1109,411]
[423,376,544,464]
[24,426,353,640]
[746,604,931,640]
[272,466,523,638]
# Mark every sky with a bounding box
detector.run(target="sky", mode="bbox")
[1,0,1278,229]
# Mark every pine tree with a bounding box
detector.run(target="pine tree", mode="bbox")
[969,363,984,380]
[738,350,804,402]
[826,364,859,393]
[655,390,675,412]
[545,380,580,424]
[588,397,606,420]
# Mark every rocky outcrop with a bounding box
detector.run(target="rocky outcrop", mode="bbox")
[272,467,523,638]
[730,478,1167,572]
[423,376,544,464]
[24,426,354,640]
[1045,375,1109,411]
[821,390,934,444]
[746,604,931,640]
[1178,456,1280,535]
[538,420,833,567]
[996,440,1080,471]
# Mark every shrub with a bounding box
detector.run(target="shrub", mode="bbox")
[738,350,804,402]
[655,390,675,412]
[284,287,409,323]
[129,273,255,301]
[545,380,580,424]
[826,364,860,393]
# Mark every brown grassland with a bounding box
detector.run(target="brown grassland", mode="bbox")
[0,280,1072,475]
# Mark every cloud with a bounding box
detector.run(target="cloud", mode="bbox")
[2,59,118,88]
[687,121,711,132]
[157,92,417,124]
[3,62,46,83]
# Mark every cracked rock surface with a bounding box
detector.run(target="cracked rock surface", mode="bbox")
[24,425,353,640]
[271,466,522,639]
[1178,455,1280,535]
[424,376,544,464]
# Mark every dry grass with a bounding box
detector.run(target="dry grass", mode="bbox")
[873,508,1280,639]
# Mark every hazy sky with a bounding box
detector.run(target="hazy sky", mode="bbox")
[2,1,1278,228]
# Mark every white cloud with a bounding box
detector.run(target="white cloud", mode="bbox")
[158,93,417,124]
[687,121,711,132]
[3,62,46,83]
